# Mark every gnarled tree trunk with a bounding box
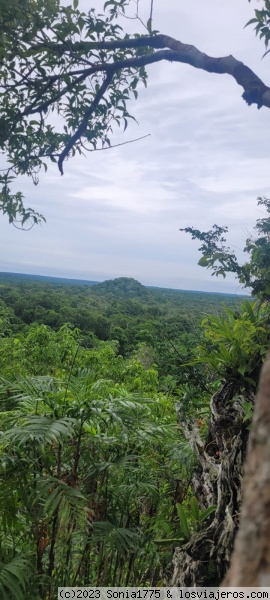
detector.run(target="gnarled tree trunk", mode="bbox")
[172,380,254,586]
[223,352,270,586]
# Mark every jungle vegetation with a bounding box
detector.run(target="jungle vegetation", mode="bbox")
[1,196,270,595]
[0,268,246,597]
[1,0,270,594]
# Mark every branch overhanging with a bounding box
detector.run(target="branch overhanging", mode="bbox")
[29,33,270,110]
[2,17,270,226]
[57,71,114,175]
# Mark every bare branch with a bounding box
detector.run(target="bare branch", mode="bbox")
[88,133,151,151]
[149,0,154,33]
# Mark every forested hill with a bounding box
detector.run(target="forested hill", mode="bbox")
[0,270,246,297]
[93,276,149,297]
[0,272,246,323]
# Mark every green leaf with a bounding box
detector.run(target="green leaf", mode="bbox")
[238,365,247,376]
[176,503,190,539]
[243,300,256,323]
[200,504,217,523]
[198,256,210,267]
[154,538,186,546]
[190,496,200,522]
[244,377,256,387]
[0,556,30,600]
[245,18,259,28]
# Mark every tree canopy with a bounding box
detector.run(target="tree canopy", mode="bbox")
[1,0,270,226]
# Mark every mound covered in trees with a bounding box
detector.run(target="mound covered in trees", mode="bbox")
[93,277,148,297]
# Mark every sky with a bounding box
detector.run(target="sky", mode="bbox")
[1,0,270,293]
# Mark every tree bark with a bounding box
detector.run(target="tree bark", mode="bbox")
[223,352,270,586]
[34,34,270,114]
[172,381,253,586]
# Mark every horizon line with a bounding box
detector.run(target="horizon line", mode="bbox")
[0,270,249,297]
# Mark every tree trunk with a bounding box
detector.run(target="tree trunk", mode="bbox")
[172,380,253,586]
[223,352,270,586]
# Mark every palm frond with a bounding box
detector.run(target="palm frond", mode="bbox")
[4,415,76,447]
[91,521,140,554]
[0,556,31,600]
[36,476,87,526]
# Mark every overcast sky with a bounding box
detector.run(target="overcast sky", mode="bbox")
[1,0,270,293]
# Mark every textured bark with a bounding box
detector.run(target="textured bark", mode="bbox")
[35,34,270,113]
[172,381,253,586]
[223,353,270,586]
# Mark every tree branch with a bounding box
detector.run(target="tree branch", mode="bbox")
[29,34,270,110]
[57,72,114,175]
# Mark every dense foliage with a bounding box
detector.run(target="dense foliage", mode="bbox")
[0,274,244,385]
[2,192,270,593]
[1,0,270,589]
[2,198,270,592]
[0,273,249,597]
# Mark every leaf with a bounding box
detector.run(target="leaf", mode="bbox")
[244,18,259,28]
[92,521,139,554]
[238,366,247,376]
[154,538,186,546]
[244,377,256,387]
[4,415,76,447]
[176,503,190,539]
[0,556,30,600]
[243,300,256,323]
[200,505,217,524]
[218,344,231,362]
[190,496,200,522]
[198,256,209,267]
[38,477,87,525]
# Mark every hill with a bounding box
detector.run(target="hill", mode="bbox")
[92,277,149,297]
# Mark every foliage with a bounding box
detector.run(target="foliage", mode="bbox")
[181,197,270,302]
[0,273,264,593]
[0,323,81,376]
[0,0,151,225]
[194,300,269,385]
[0,338,189,595]
[0,300,17,337]
[246,0,270,56]
[242,398,253,430]
[154,497,217,546]
[0,274,244,369]
[0,555,32,600]
[175,498,217,538]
